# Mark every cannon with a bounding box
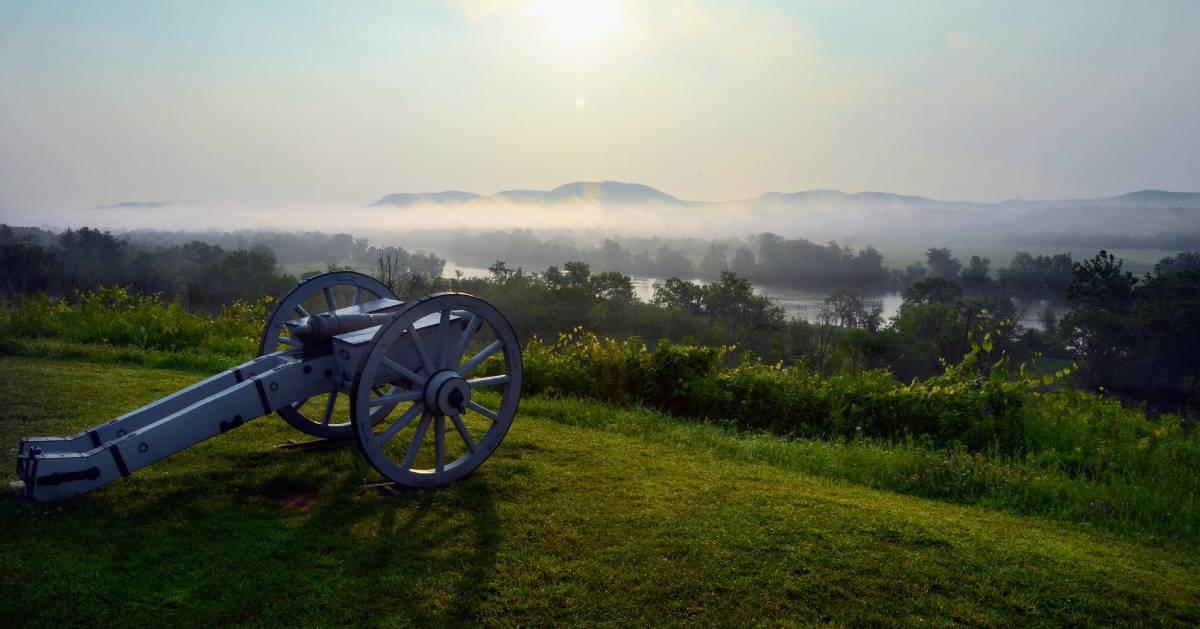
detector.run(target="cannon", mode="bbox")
[14,271,522,502]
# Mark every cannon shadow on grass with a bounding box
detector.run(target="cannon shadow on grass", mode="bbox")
[0,443,505,626]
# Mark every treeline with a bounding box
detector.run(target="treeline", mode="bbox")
[4,224,1196,408]
[0,225,443,311]
[382,258,1055,387]
[430,229,890,289]
[1061,251,1200,405]
[122,229,374,265]
[384,249,1196,409]
[422,228,1142,298]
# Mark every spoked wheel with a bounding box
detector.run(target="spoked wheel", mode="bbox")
[350,293,522,488]
[260,271,398,439]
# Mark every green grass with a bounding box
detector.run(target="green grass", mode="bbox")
[2,356,1199,626]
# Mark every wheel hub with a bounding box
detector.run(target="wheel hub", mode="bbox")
[424,370,471,416]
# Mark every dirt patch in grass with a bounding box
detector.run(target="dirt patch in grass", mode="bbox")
[274,491,319,511]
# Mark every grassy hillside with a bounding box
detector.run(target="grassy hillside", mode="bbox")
[1,356,1198,626]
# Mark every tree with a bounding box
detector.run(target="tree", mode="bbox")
[702,271,785,344]
[1061,251,1137,388]
[1127,263,1200,403]
[891,261,928,291]
[960,256,994,293]
[653,277,704,316]
[600,239,631,273]
[902,277,963,306]
[925,247,961,281]
[730,247,757,277]
[698,243,729,279]
[1038,307,1058,336]
[590,271,637,304]
[1154,252,1200,275]
[997,252,1073,296]
[656,247,694,279]
[823,288,883,331]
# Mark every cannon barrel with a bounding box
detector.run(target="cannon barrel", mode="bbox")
[293,312,396,344]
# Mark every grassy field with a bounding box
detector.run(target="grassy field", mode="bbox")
[2,356,1198,626]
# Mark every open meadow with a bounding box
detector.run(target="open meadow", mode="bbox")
[2,354,1198,626]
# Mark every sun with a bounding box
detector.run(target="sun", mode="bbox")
[522,0,625,47]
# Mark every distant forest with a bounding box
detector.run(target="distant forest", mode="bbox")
[2,223,1198,410]
[1,224,1183,305]
[0,225,441,309]
[426,228,1099,298]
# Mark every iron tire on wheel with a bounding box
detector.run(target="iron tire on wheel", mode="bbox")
[259,271,397,439]
[349,292,522,488]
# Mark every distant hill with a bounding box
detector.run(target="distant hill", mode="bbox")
[1098,189,1200,208]
[371,183,1200,211]
[373,181,687,207]
[752,190,967,211]
[498,181,684,204]
[370,191,481,208]
[89,200,195,210]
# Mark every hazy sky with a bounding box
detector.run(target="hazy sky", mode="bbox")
[2,0,1199,216]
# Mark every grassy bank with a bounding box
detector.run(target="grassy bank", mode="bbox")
[6,335,1198,540]
[2,356,1199,625]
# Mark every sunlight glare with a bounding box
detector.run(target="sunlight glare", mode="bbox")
[521,0,624,46]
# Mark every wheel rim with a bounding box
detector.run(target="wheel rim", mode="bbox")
[350,293,522,487]
[260,271,398,439]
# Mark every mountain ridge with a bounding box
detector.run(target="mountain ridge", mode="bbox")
[370,182,1200,210]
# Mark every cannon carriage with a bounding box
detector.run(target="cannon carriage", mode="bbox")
[15,271,522,502]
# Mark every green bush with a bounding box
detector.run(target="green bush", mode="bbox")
[0,287,265,359]
[518,332,1041,452]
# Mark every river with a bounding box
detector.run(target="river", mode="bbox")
[442,262,1063,330]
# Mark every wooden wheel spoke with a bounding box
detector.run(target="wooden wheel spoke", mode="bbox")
[451,414,476,453]
[436,310,451,369]
[321,391,337,425]
[374,403,424,445]
[435,415,446,472]
[323,287,337,312]
[449,314,481,371]
[467,401,499,422]
[295,305,311,318]
[353,286,363,306]
[277,336,293,347]
[458,340,502,376]
[382,357,426,385]
[408,326,436,375]
[402,412,432,470]
[369,389,422,407]
[468,374,509,388]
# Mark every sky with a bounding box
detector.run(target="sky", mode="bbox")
[2,0,1199,217]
